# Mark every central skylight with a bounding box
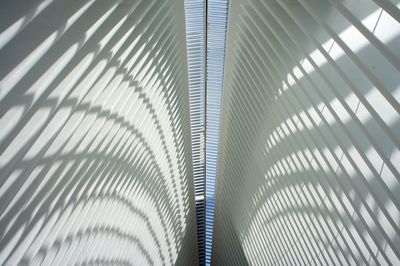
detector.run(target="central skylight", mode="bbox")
[205,0,229,265]
[185,0,229,265]
[184,0,206,264]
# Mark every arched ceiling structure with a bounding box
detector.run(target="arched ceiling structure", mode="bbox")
[212,0,400,265]
[0,0,198,265]
[1,0,399,265]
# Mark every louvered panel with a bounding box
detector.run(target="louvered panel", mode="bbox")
[206,0,229,265]
[185,0,206,264]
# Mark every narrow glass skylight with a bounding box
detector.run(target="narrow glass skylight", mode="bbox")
[184,0,206,264]
[185,0,228,264]
[206,0,229,265]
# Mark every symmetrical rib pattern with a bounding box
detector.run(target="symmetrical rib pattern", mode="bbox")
[206,0,229,265]
[212,0,400,265]
[0,0,198,265]
[184,0,206,264]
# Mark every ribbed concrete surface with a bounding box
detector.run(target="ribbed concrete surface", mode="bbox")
[212,0,400,265]
[0,0,198,265]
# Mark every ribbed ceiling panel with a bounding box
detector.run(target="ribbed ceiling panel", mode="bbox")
[0,0,198,265]
[212,0,400,265]
[206,0,229,265]
[184,0,206,264]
